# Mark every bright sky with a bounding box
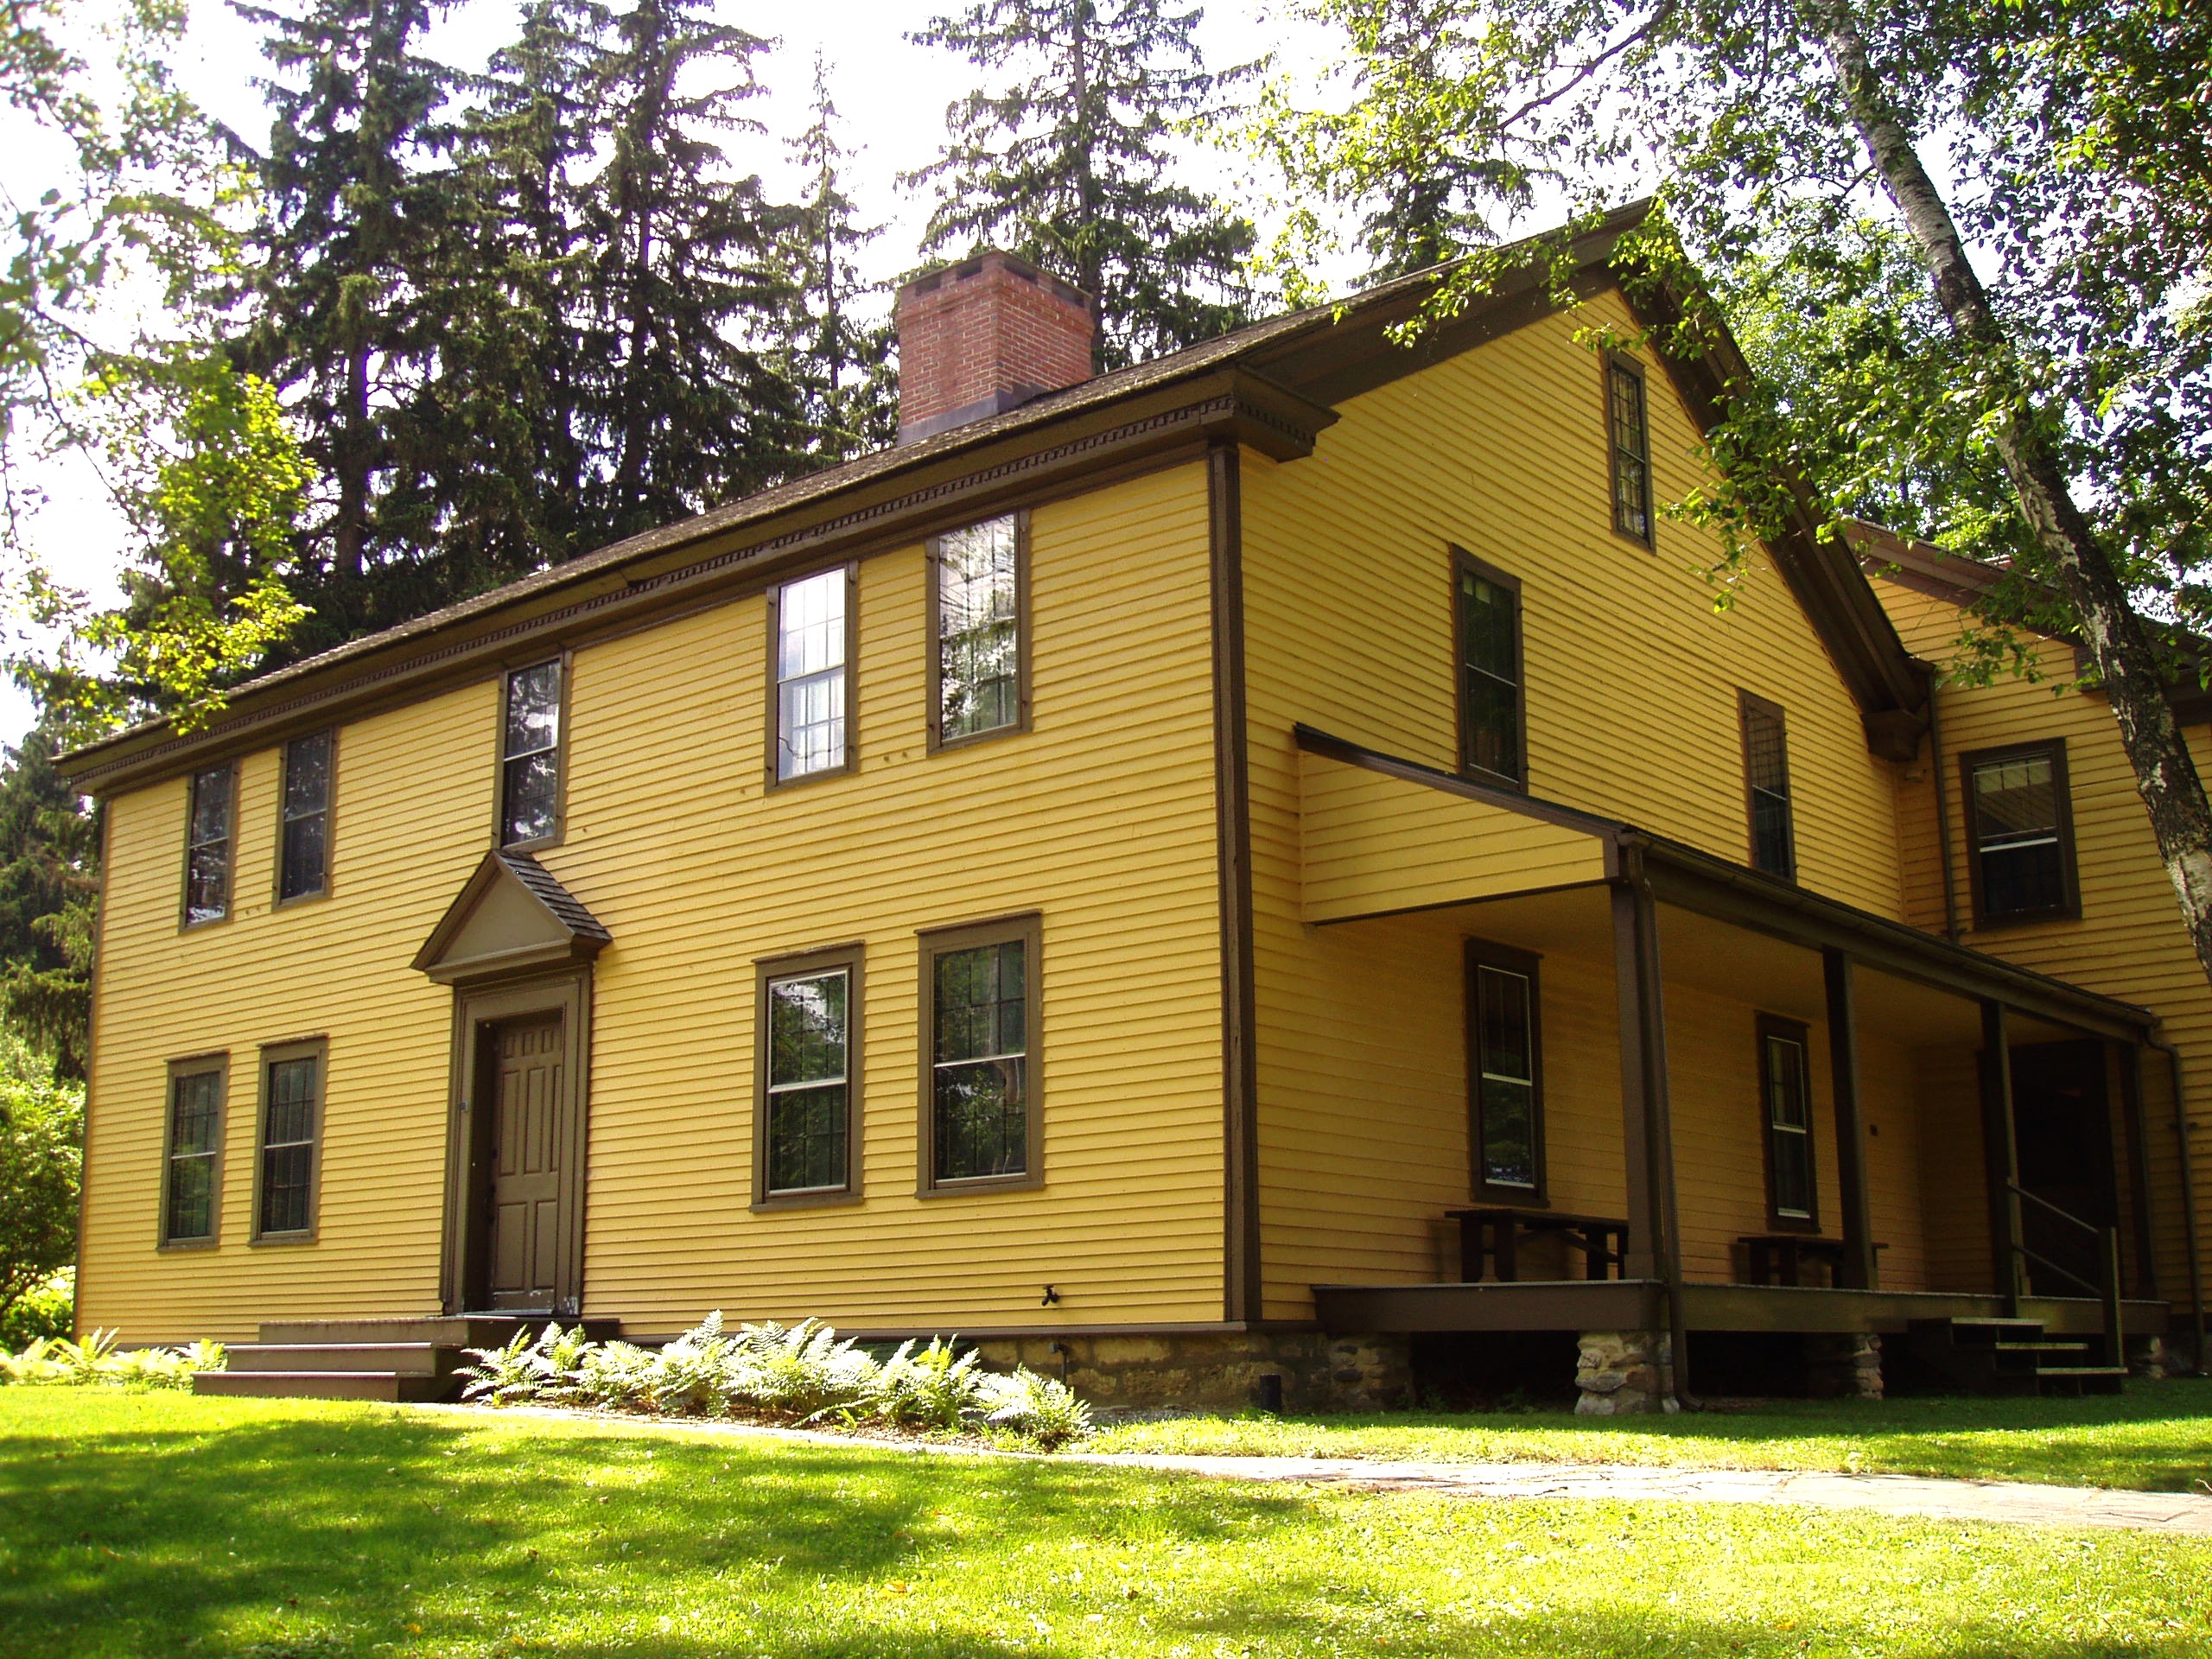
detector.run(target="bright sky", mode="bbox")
[1,0,1361,742]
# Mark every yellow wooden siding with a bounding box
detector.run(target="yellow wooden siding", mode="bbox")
[79,462,1226,1344]
[1241,289,1910,1316]
[1875,574,2210,1309]
[1298,753,1608,923]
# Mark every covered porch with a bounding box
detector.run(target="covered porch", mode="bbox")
[1291,727,2176,1408]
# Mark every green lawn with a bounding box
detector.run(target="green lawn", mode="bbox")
[4,1391,2211,1657]
[1089,1377,2212,1493]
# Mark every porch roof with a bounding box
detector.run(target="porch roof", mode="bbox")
[1294,724,2158,1045]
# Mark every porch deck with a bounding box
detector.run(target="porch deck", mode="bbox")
[1313,1279,2171,1338]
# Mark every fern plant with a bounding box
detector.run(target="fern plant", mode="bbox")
[870,1338,987,1431]
[727,1319,878,1421]
[980,1370,1093,1449]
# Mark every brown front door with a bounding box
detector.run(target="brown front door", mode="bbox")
[486,1014,566,1310]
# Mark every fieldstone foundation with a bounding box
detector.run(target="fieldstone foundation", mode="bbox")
[2125,1335,2171,1378]
[1574,1329,1676,1414]
[1806,1332,1884,1400]
[969,1330,1412,1413]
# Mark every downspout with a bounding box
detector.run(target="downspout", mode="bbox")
[1923,665,1963,943]
[2148,1034,2209,1375]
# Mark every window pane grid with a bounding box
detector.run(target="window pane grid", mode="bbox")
[258,1056,318,1236]
[1973,753,2069,916]
[932,939,1028,1181]
[1610,364,1652,541]
[1457,569,1522,785]
[1764,1033,1813,1219]
[1743,701,1796,879]
[766,970,850,1194]
[185,766,232,924]
[165,1070,220,1242]
[1474,963,1536,1190]
[279,734,331,900]
[501,663,562,844]
[777,570,849,779]
[938,517,1020,741]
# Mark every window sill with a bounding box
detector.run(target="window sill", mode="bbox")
[1764,1215,1821,1235]
[918,1173,1042,1198]
[1967,907,2082,933]
[177,913,233,934]
[156,1236,220,1253]
[499,832,564,855]
[271,889,332,912]
[249,1230,319,1248]
[750,1191,863,1213]
[929,716,1030,755]
[765,758,858,795]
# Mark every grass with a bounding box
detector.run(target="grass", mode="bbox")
[4,1390,2212,1657]
[1087,1378,2212,1494]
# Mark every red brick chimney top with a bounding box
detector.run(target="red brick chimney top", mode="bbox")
[893,251,1096,445]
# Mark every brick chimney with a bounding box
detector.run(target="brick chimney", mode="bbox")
[893,251,1096,444]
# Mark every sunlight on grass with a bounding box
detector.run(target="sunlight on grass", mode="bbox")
[3,1389,2210,1657]
[1088,1378,2212,1492]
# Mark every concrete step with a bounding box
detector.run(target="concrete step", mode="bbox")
[1992,1339,2090,1354]
[226,1343,456,1377]
[194,1369,461,1403]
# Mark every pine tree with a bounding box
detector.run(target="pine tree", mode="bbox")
[785,54,895,465]
[233,0,463,651]
[569,0,806,541]
[906,0,1258,370]
[0,728,97,1081]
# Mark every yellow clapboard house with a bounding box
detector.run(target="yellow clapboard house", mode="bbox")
[61,207,2208,1410]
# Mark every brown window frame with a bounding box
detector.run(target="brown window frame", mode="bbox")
[1756,1013,1819,1233]
[158,1053,228,1249]
[1960,738,2082,929]
[1451,547,1528,791]
[765,563,860,790]
[494,655,569,851]
[753,944,866,1209]
[927,510,1033,753]
[918,912,1043,1196]
[250,1037,327,1244]
[274,730,337,907]
[1603,351,1656,550]
[180,761,238,931]
[1465,937,1546,1204]
[1738,690,1797,881]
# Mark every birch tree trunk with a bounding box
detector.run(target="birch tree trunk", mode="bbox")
[1813,0,2212,993]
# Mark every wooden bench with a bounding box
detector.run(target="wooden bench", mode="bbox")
[1738,1234,1887,1287]
[1446,1206,1630,1282]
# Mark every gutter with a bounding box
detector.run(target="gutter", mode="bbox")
[2148,1034,2209,1375]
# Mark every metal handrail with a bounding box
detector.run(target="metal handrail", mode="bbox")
[2005,1181,2125,1369]
[2009,1180,2101,1239]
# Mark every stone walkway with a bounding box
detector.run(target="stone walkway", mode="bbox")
[424,1404,2212,1536]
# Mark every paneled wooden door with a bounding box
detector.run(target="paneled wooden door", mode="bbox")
[486,1014,566,1310]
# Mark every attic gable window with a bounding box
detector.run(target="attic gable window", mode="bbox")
[1962,740,2080,925]
[1740,691,1796,880]
[182,762,235,926]
[277,732,333,903]
[499,661,563,847]
[1607,355,1654,544]
[1453,549,1524,788]
[772,566,854,784]
[930,513,1027,747]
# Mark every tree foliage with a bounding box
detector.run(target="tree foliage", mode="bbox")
[786,55,896,465]
[907,0,1258,369]
[0,1067,82,1327]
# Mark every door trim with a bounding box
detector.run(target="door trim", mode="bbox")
[440,967,592,1316]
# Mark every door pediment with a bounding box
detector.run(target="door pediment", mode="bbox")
[412,850,611,986]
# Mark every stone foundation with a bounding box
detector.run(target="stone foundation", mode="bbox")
[1806,1332,1884,1400]
[2125,1335,2171,1378]
[1573,1329,1676,1414]
[969,1330,1412,1413]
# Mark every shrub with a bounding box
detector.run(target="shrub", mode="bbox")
[0,1267,73,1348]
[0,1077,82,1338]
[0,1329,223,1389]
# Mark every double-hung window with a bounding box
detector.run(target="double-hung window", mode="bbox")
[1466,940,1542,1198]
[182,763,235,926]
[772,567,853,782]
[499,661,563,846]
[161,1058,226,1246]
[1606,355,1654,544]
[1961,741,2080,925]
[254,1041,323,1240]
[1740,691,1796,880]
[757,950,861,1202]
[931,513,1027,746]
[923,916,1040,1189]
[1452,550,1524,787]
[277,732,334,902]
[1758,1015,1817,1229]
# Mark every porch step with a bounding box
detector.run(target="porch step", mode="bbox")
[225,1343,456,1377]
[257,1316,615,1347]
[1898,1317,2125,1397]
[2032,1363,2129,1397]
[194,1369,458,1403]
[193,1314,618,1405]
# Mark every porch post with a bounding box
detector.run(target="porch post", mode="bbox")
[1980,999,2027,1312]
[2116,1041,2159,1300]
[1823,949,1878,1289]
[1611,883,1661,1280]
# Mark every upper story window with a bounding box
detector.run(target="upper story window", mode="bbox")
[1467,939,1542,1198]
[1758,1015,1817,1229]
[759,951,861,1201]
[182,763,235,926]
[1962,740,2080,925]
[1452,549,1524,787]
[277,732,334,903]
[254,1041,323,1240]
[1607,354,1654,544]
[500,661,563,847]
[1740,691,1796,880]
[923,914,1040,1190]
[772,567,852,783]
[930,513,1027,747]
[162,1057,226,1246]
